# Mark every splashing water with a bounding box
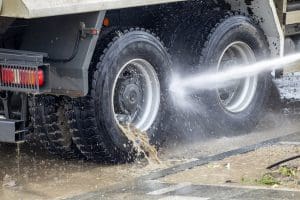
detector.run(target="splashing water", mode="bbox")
[119,124,161,164]
[169,53,300,109]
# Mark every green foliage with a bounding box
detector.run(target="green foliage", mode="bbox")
[255,174,280,186]
[278,166,297,177]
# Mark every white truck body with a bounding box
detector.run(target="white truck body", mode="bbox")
[0,0,291,58]
[0,0,184,18]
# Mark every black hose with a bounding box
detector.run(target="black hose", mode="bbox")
[266,155,300,169]
[45,31,81,63]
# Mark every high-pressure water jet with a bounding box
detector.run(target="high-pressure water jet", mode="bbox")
[169,53,300,108]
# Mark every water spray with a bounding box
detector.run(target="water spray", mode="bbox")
[169,53,300,108]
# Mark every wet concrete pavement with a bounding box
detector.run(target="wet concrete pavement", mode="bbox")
[85,181,300,200]
[69,132,300,200]
[0,112,300,199]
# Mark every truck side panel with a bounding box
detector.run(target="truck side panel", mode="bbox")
[20,12,105,96]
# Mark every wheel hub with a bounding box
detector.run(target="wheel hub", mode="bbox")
[112,59,160,131]
[119,83,142,113]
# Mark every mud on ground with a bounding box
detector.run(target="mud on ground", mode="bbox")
[161,144,300,190]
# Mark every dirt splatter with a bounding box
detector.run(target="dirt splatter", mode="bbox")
[119,124,161,164]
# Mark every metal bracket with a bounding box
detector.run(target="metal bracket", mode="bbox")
[0,119,27,143]
[80,22,100,39]
[0,92,11,119]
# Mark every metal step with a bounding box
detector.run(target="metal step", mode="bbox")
[0,119,27,143]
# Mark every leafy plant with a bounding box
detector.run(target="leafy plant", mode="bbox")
[256,174,280,186]
[278,166,297,177]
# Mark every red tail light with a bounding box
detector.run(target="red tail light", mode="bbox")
[0,66,45,88]
[38,69,44,86]
[1,68,14,84]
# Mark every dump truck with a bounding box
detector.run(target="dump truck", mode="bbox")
[0,0,299,162]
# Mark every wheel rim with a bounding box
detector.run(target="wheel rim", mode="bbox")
[112,59,160,131]
[217,41,258,113]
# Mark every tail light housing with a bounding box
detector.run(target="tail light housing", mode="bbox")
[0,65,45,92]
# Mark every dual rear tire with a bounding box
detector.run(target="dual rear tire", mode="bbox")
[29,96,81,158]
[70,16,271,162]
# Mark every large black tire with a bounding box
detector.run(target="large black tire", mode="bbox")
[156,1,230,50]
[29,95,81,158]
[195,15,271,135]
[69,28,171,163]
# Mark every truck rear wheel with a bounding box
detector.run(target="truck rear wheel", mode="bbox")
[29,96,81,158]
[197,15,271,135]
[69,29,171,163]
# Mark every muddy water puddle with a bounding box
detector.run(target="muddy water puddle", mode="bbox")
[0,124,177,199]
[0,142,180,200]
[0,125,196,200]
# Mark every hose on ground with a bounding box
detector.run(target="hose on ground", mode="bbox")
[266,155,300,169]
